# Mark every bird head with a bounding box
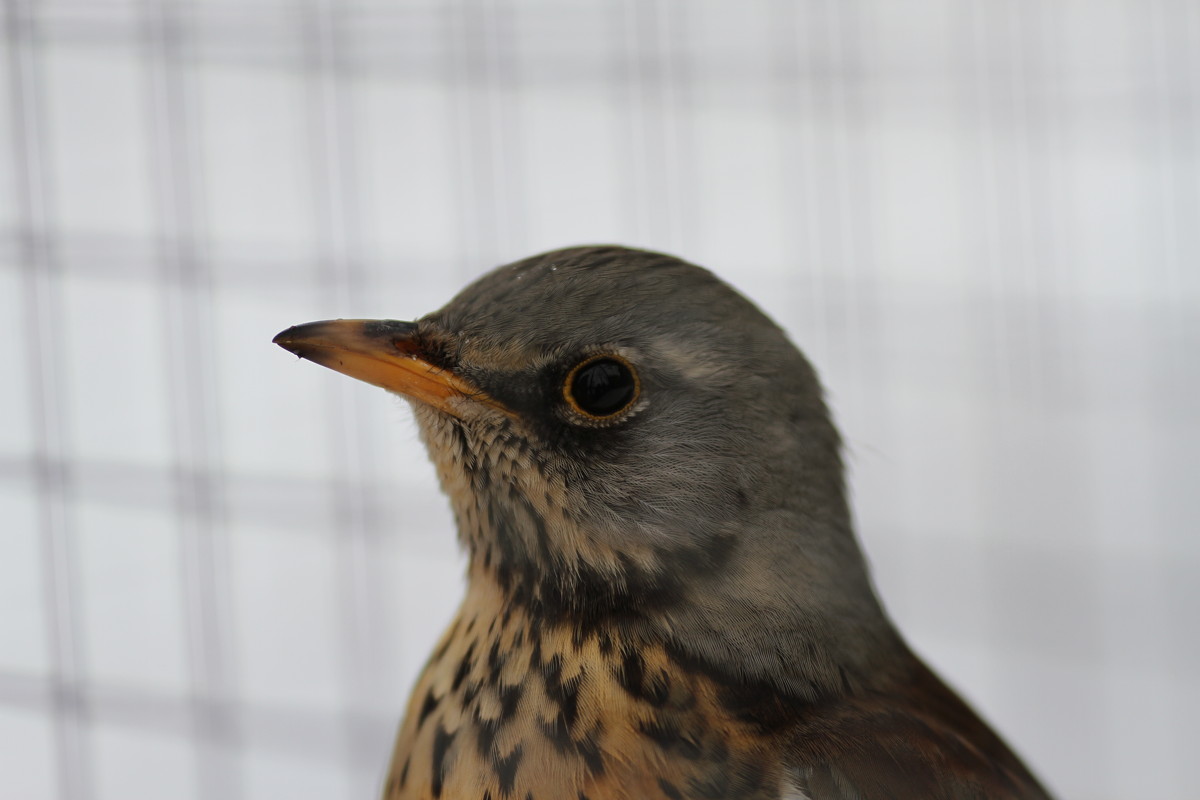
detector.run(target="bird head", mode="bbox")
[275,246,900,697]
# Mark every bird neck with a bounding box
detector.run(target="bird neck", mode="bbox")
[450,491,905,706]
[427,406,904,706]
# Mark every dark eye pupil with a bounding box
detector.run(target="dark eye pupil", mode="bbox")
[570,358,637,416]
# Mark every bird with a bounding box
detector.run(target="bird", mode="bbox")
[273,245,1053,800]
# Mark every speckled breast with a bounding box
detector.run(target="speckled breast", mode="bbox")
[382,580,791,800]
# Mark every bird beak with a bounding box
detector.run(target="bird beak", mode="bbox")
[273,319,496,416]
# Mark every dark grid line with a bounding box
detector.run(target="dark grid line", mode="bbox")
[1126,3,1187,789]
[2,224,1193,311]
[4,0,93,797]
[0,668,394,764]
[614,0,695,251]
[768,0,822,355]
[666,1,698,253]
[1144,0,1199,328]
[1019,0,1078,416]
[817,0,882,409]
[448,0,529,269]
[141,1,243,797]
[1005,0,1057,410]
[300,0,391,794]
[792,1,838,359]
[958,0,1013,398]
[813,0,856,360]
[959,0,1024,716]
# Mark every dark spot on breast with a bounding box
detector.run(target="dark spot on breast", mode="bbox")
[498,682,523,721]
[636,717,702,760]
[453,642,477,691]
[576,731,605,777]
[538,715,572,752]
[541,655,582,728]
[616,648,645,698]
[476,715,501,758]
[487,639,507,684]
[494,558,513,591]
[430,724,455,798]
[529,634,543,669]
[392,755,411,792]
[462,679,482,708]
[642,667,671,707]
[494,745,524,796]
[543,653,563,685]
[418,689,439,726]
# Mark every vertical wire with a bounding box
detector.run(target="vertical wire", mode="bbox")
[956,0,1009,402]
[442,0,475,279]
[142,1,242,797]
[830,0,881,414]
[610,0,645,243]
[668,0,697,253]
[794,1,831,357]
[770,0,822,353]
[1132,2,1188,793]
[3,0,92,797]
[300,0,384,794]
[618,0,663,246]
[451,0,527,266]
[1161,7,1200,783]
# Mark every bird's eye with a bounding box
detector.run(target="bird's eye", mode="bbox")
[563,355,640,419]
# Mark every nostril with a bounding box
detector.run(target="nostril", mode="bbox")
[390,336,424,358]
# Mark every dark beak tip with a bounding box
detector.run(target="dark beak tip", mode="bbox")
[272,327,298,350]
[273,325,316,358]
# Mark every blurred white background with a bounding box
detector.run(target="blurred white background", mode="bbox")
[1,1,1197,798]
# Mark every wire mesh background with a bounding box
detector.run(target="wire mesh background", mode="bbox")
[2,1,1198,798]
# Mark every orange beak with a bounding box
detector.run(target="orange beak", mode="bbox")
[273,319,498,416]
